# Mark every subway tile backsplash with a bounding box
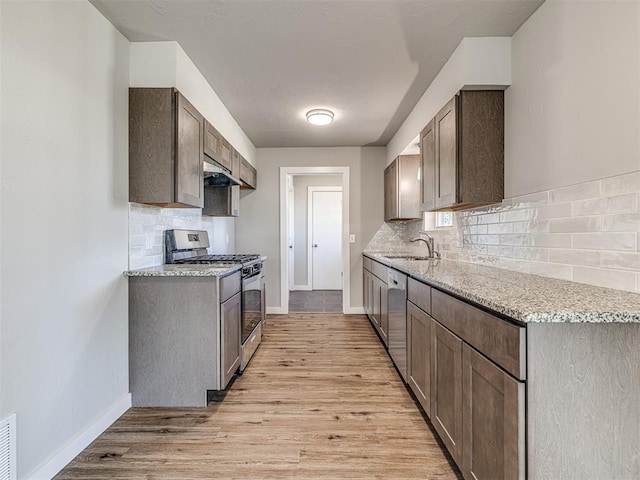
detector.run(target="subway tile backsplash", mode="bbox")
[128,203,218,270]
[365,170,640,293]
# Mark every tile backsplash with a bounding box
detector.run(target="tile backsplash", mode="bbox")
[365,170,640,293]
[129,203,230,269]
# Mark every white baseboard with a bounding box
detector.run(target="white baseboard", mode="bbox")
[29,393,131,480]
[266,307,287,315]
[291,285,311,291]
[344,307,366,315]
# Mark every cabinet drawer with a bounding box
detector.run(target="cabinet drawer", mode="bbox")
[363,256,373,272]
[370,260,388,282]
[431,289,526,380]
[220,271,241,303]
[408,278,431,314]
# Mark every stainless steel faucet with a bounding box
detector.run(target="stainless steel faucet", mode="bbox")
[409,231,441,258]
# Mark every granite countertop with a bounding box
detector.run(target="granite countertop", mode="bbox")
[364,252,640,324]
[124,264,241,277]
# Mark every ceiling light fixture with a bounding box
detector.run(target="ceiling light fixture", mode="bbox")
[306,109,334,126]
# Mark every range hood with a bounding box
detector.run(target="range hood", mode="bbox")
[203,161,241,187]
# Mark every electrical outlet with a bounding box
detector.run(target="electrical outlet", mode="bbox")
[349,234,356,244]
[145,234,153,250]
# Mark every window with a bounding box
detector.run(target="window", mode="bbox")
[423,211,453,230]
[435,211,453,228]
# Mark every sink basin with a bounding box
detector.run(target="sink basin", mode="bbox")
[383,255,431,261]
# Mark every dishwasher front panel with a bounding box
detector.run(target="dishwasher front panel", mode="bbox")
[387,269,408,382]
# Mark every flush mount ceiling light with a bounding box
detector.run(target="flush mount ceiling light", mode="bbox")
[306,109,334,126]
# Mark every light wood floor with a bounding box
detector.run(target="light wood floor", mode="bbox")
[55,314,460,479]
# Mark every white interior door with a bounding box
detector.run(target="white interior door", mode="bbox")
[310,189,343,290]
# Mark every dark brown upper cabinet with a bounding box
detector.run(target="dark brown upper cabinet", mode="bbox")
[130,88,204,208]
[203,185,239,217]
[420,90,504,212]
[204,120,232,173]
[239,156,257,190]
[231,148,241,179]
[384,154,421,221]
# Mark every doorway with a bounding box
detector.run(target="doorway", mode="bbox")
[279,167,351,314]
[309,187,342,290]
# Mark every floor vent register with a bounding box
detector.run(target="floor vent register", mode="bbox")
[0,414,16,480]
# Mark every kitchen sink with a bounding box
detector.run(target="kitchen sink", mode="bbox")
[383,255,431,261]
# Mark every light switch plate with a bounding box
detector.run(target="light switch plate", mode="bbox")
[349,234,356,244]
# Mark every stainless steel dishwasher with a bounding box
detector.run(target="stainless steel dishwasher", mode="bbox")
[387,268,408,382]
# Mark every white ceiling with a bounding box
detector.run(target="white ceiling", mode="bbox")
[91,0,543,148]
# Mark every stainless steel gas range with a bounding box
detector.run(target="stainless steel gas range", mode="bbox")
[165,229,265,372]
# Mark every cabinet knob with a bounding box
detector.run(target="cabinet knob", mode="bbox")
[313,244,318,248]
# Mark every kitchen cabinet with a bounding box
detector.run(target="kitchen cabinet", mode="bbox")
[462,343,525,480]
[431,318,463,465]
[407,301,431,417]
[420,119,436,211]
[384,155,421,221]
[203,185,239,217]
[363,259,388,346]
[363,269,374,319]
[129,88,204,208]
[420,90,504,212]
[240,156,257,190]
[128,269,242,407]
[232,149,241,179]
[204,120,232,173]
[221,291,241,388]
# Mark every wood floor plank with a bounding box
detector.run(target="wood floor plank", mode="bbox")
[55,313,460,479]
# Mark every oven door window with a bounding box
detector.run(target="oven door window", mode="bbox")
[242,274,263,343]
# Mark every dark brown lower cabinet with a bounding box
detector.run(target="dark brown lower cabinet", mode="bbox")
[407,301,431,416]
[431,319,463,464]
[221,292,241,389]
[462,344,525,480]
[371,275,381,328]
[363,270,371,317]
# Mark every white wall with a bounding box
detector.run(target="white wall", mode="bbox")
[292,175,342,287]
[505,0,640,197]
[130,41,257,166]
[386,37,511,164]
[0,2,130,478]
[236,147,387,311]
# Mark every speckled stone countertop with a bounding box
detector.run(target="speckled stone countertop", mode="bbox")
[124,264,241,277]
[364,252,640,324]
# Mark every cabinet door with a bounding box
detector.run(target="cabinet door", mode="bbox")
[203,185,239,217]
[240,157,257,189]
[221,292,241,388]
[384,161,398,221]
[372,276,381,327]
[204,120,230,171]
[176,93,204,208]
[435,96,458,209]
[363,270,371,317]
[420,119,436,211]
[220,138,232,175]
[462,344,525,480]
[379,280,388,346]
[407,301,431,416]
[431,319,463,464]
[232,148,241,179]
